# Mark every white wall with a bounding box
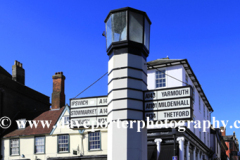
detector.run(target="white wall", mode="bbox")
[147,65,183,90]
[147,65,211,148]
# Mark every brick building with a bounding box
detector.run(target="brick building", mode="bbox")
[221,127,239,160]
[210,127,228,160]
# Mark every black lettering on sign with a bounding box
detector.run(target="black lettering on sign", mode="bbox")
[146,113,156,120]
[99,98,107,104]
[98,118,107,123]
[145,93,155,99]
[164,111,190,118]
[158,99,189,108]
[146,102,157,109]
[71,109,97,116]
[161,89,189,97]
[99,108,108,114]
[103,108,107,113]
[71,100,88,106]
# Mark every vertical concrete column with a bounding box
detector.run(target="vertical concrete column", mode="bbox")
[186,141,190,160]
[193,147,196,160]
[105,7,151,160]
[177,137,185,160]
[107,53,148,160]
[154,138,162,159]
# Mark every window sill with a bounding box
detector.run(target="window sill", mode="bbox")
[156,86,167,89]
[58,151,70,154]
[35,153,45,155]
[88,149,102,152]
[10,154,20,156]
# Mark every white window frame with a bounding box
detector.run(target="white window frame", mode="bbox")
[89,131,101,150]
[155,69,166,88]
[10,139,20,156]
[35,137,45,154]
[58,135,69,153]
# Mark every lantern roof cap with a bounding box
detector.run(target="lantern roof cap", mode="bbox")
[104,7,151,24]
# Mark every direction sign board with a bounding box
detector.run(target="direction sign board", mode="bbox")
[70,86,193,128]
[144,86,192,101]
[145,108,192,121]
[144,86,193,121]
[70,96,108,128]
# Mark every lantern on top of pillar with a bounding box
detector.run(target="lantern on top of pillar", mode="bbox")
[104,7,151,57]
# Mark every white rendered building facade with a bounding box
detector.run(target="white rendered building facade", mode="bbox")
[146,58,213,160]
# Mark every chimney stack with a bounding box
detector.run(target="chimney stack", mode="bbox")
[220,126,226,136]
[51,72,65,109]
[12,60,25,85]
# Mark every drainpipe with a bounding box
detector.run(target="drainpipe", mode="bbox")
[80,133,84,156]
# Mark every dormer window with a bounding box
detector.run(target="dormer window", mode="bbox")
[156,70,166,88]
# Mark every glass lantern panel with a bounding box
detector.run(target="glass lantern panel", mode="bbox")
[106,16,112,48]
[129,11,143,43]
[144,18,150,50]
[112,11,127,42]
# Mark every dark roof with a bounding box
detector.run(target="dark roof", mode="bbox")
[0,72,50,105]
[223,135,235,141]
[147,58,182,65]
[0,66,11,78]
[147,58,213,112]
[4,107,65,138]
[2,110,49,136]
[104,7,151,24]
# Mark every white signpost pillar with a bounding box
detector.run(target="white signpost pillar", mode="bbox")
[104,7,151,160]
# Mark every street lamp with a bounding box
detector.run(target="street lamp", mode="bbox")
[104,7,151,57]
[104,7,151,160]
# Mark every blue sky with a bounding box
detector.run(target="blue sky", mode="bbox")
[0,1,240,137]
